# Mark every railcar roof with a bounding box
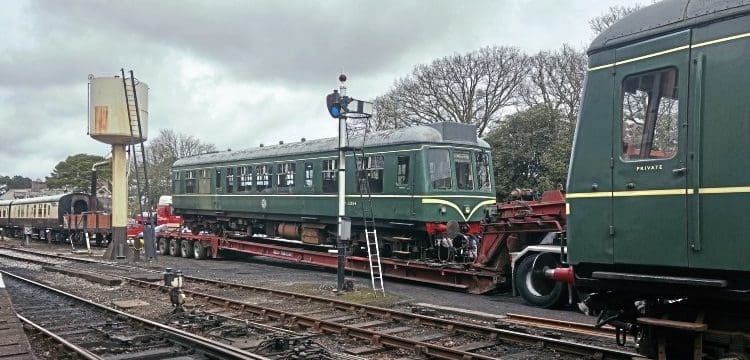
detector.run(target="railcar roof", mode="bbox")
[589,0,750,54]
[174,124,490,167]
[1,193,82,205]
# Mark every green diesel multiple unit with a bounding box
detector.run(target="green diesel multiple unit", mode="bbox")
[566,0,750,357]
[171,122,495,258]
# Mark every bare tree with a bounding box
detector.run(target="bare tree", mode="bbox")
[366,46,528,136]
[140,129,216,208]
[520,44,586,128]
[589,4,643,35]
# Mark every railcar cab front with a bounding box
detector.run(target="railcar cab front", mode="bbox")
[566,0,750,357]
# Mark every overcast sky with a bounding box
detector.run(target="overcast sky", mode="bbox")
[0,0,640,180]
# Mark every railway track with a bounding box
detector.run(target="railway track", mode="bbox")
[0,245,641,359]
[0,269,268,360]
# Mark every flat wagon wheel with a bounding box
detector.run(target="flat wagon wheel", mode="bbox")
[158,237,169,255]
[180,240,194,258]
[514,252,568,309]
[193,242,208,260]
[168,238,180,257]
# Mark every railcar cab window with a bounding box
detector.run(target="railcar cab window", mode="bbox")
[322,159,337,193]
[428,149,452,190]
[304,163,314,187]
[277,163,295,190]
[185,170,197,193]
[357,155,384,193]
[225,168,235,193]
[476,152,491,191]
[621,68,679,161]
[237,166,251,191]
[396,156,409,186]
[256,165,271,192]
[455,152,474,190]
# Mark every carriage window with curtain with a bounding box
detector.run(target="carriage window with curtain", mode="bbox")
[621,68,679,160]
[428,149,452,190]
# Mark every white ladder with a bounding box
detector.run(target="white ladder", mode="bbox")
[363,215,384,294]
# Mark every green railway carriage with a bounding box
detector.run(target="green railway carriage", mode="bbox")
[171,122,495,257]
[564,0,750,357]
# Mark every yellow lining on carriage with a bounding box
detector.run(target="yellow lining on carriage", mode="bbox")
[587,31,750,72]
[568,186,750,198]
[421,198,496,222]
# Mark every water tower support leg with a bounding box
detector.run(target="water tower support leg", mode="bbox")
[109,144,128,260]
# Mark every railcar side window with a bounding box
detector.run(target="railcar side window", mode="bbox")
[277,163,295,190]
[185,170,197,193]
[256,165,270,192]
[476,152,491,191]
[215,169,222,190]
[304,163,313,187]
[226,168,234,193]
[322,159,337,193]
[621,68,679,160]
[199,169,210,194]
[455,152,474,190]
[357,155,384,193]
[396,156,409,186]
[428,149,452,190]
[237,166,251,191]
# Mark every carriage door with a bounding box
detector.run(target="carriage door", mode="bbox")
[213,168,223,210]
[393,153,415,218]
[612,30,691,267]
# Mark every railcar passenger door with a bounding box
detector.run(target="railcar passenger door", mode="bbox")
[612,30,691,267]
[214,168,223,210]
[393,153,415,218]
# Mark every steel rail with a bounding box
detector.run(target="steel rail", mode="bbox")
[0,246,639,359]
[125,276,637,359]
[16,313,102,360]
[505,313,616,338]
[0,269,269,360]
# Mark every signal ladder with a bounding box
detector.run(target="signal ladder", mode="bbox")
[355,150,385,295]
[121,69,153,248]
